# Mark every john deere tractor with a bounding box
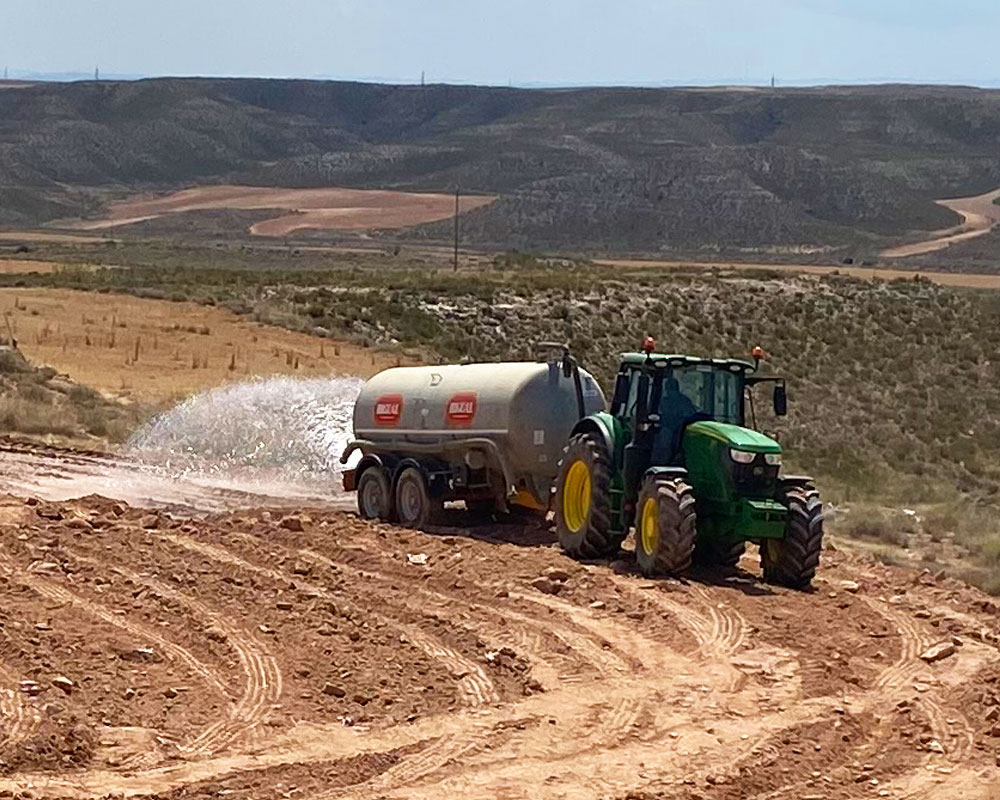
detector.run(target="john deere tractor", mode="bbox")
[554,342,823,588]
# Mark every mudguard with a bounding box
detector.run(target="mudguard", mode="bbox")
[570,412,624,463]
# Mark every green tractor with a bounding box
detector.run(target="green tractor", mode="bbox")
[553,341,823,588]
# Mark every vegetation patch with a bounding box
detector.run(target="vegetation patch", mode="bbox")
[0,346,141,443]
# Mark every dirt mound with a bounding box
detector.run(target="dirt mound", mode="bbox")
[0,494,997,798]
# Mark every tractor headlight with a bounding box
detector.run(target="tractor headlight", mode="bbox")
[764,453,782,466]
[729,449,756,464]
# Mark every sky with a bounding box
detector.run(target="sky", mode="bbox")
[3,0,1000,87]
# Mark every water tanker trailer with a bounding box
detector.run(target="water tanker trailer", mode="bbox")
[340,346,605,527]
[342,339,824,589]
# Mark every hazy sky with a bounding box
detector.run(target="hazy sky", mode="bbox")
[4,0,1000,86]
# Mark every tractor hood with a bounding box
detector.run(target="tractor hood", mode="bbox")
[685,421,781,454]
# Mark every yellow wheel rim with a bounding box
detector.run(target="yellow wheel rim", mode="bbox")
[562,460,592,533]
[640,497,659,555]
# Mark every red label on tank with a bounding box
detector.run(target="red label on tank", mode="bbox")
[446,392,477,425]
[374,394,403,426]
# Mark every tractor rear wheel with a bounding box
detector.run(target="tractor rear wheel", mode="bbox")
[395,466,443,530]
[357,467,394,521]
[694,538,746,569]
[554,433,619,559]
[762,485,824,589]
[634,475,697,576]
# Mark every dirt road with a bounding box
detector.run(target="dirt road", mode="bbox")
[0,457,998,798]
[881,188,1000,259]
[596,257,1000,289]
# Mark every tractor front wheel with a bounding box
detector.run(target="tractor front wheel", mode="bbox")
[762,485,824,589]
[554,433,618,559]
[634,475,697,576]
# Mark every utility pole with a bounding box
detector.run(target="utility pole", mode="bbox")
[453,186,460,272]
[421,70,425,87]
[95,65,100,81]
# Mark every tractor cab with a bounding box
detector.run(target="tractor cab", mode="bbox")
[609,343,788,468]
[553,338,823,589]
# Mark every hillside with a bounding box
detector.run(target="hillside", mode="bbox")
[2,79,1000,259]
[4,250,1000,590]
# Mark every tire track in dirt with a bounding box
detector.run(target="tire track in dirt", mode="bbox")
[609,578,751,692]
[259,535,631,690]
[113,569,279,755]
[273,547,705,796]
[0,664,41,751]
[166,535,501,708]
[288,542,624,687]
[0,546,232,701]
[743,597,986,800]
[63,548,283,757]
[863,597,983,795]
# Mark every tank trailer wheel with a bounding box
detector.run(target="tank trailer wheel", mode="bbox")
[394,466,443,530]
[694,538,746,569]
[762,486,824,589]
[357,467,394,521]
[554,432,618,559]
[634,475,697,577]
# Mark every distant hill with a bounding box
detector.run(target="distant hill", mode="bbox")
[2,78,1000,258]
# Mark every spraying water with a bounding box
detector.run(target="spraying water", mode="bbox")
[123,376,365,508]
[0,377,366,513]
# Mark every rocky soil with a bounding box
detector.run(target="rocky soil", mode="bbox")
[0,492,997,799]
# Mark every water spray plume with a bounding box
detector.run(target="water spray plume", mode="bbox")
[127,376,364,496]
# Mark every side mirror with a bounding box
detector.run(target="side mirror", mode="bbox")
[610,373,629,415]
[773,384,788,417]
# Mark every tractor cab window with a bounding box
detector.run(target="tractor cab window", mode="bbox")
[652,366,743,462]
[668,366,742,425]
[625,369,646,418]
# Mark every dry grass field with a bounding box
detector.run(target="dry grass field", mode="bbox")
[2,289,408,404]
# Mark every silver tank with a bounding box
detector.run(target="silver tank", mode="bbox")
[352,361,606,501]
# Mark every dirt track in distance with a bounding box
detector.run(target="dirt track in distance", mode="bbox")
[0,490,997,800]
[67,186,496,237]
[881,188,1000,259]
[597,257,1000,289]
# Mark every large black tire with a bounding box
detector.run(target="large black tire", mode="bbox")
[394,466,443,530]
[762,485,824,589]
[634,475,697,576]
[693,538,746,569]
[357,467,394,521]
[554,433,619,559]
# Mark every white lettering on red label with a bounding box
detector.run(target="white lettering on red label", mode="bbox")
[374,394,403,426]
[446,392,477,425]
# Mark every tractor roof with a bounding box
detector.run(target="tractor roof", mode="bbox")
[619,353,757,372]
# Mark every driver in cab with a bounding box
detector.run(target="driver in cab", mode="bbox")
[653,376,698,464]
